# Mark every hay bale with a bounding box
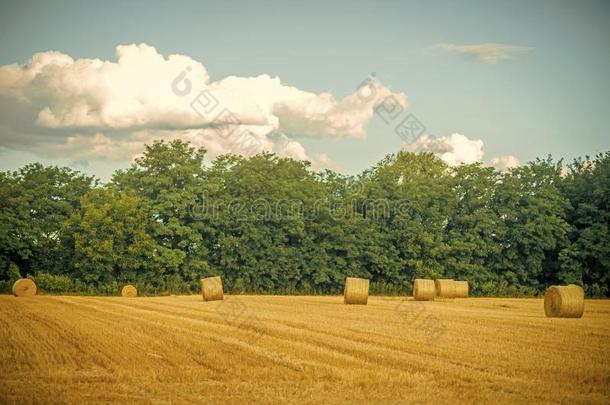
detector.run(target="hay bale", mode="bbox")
[12,279,37,297]
[454,280,469,298]
[121,284,138,298]
[544,284,584,318]
[413,279,436,301]
[344,277,369,305]
[435,279,456,298]
[201,276,224,301]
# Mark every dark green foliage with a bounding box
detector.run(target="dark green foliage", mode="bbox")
[558,153,610,296]
[111,140,210,286]
[0,141,608,296]
[489,158,571,291]
[0,164,96,277]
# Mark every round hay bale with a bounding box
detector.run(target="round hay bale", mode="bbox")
[121,284,138,298]
[435,279,456,298]
[12,279,37,297]
[201,276,224,301]
[344,277,369,305]
[454,280,469,298]
[413,279,435,301]
[544,284,584,318]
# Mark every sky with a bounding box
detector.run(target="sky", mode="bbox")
[0,0,609,180]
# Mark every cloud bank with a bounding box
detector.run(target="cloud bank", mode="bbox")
[0,43,405,169]
[432,43,532,64]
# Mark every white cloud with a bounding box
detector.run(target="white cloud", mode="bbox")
[489,155,520,171]
[405,133,484,166]
[404,132,520,170]
[432,43,532,64]
[0,43,406,169]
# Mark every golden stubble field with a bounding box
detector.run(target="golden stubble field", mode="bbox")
[0,295,609,404]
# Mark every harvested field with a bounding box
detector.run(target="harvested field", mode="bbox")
[0,295,609,404]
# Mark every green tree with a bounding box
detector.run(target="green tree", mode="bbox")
[61,188,164,284]
[111,140,210,286]
[445,164,501,291]
[360,152,453,285]
[490,158,570,291]
[0,164,95,278]
[559,153,610,295]
[202,153,325,292]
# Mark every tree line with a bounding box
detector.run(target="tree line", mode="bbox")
[1,140,608,296]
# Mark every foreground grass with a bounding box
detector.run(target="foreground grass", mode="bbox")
[0,295,608,404]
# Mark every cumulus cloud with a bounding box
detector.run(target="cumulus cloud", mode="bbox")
[404,132,519,170]
[405,133,484,165]
[489,155,520,171]
[0,43,406,168]
[432,43,532,64]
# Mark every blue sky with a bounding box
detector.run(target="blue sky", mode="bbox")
[1,0,609,180]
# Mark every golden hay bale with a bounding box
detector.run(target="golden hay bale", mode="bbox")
[413,279,436,301]
[435,279,456,298]
[343,277,369,305]
[544,284,584,318]
[454,280,469,298]
[201,276,224,301]
[121,284,138,298]
[12,279,37,297]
